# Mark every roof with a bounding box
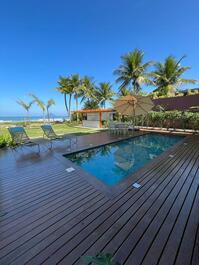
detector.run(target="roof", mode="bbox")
[153,94,199,112]
[74,108,115,113]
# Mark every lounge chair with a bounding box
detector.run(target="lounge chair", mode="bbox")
[41,124,77,149]
[8,127,40,153]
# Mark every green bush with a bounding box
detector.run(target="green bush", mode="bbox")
[0,135,13,148]
[135,111,199,131]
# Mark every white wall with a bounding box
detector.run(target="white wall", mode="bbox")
[82,120,100,128]
[87,113,100,121]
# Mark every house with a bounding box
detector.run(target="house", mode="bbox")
[75,108,115,128]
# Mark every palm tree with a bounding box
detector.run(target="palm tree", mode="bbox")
[46,99,55,121]
[16,99,34,124]
[150,56,198,97]
[70,74,83,122]
[119,87,132,97]
[70,74,82,110]
[83,99,99,109]
[80,76,97,103]
[114,49,154,94]
[96,82,115,108]
[56,76,73,118]
[29,94,46,122]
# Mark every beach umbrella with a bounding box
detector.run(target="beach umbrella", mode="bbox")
[114,95,154,116]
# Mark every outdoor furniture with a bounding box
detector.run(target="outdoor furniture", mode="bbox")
[114,123,129,135]
[108,122,117,134]
[8,127,40,153]
[41,124,77,149]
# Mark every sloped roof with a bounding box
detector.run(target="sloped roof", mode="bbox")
[153,94,199,112]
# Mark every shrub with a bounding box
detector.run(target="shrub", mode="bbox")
[0,135,13,148]
[135,111,199,131]
[81,253,121,265]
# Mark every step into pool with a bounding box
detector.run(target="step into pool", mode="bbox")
[65,133,184,186]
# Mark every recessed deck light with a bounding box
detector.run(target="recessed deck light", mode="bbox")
[66,167,75,173]
[132,183,141,189]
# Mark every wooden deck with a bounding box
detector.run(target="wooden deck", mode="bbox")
[0,131,198,265]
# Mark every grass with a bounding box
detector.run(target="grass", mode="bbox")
[0,122,102,139]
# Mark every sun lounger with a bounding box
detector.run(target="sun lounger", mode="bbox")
[41,124,77,149]
[8,127,40,153]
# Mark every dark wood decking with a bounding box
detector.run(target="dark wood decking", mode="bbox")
[0,131,199,265]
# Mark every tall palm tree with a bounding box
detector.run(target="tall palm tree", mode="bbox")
[29,94,46,122]
[150,56,198,97]
[119,87,132,97]
[46,99,55,121]
[70,74,82,111]
[96,82,115,108]
[83,99,99,110]
[70,74,83,122]
[56,76,73,118]
[16,99,34,124]
[114,49,154,94]
[80,76,97,103]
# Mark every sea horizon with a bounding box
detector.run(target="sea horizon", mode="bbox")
[0,115,69,123]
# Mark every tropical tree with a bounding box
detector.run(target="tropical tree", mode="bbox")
[83,99,99,109]
[114,49,154,94]
[56,76,73,118]
[150,56,198,97]
[119,87,132,97]
[46,99,55,121]
[16,99,34,124]
[95,82,115,108]
[29,94,46,122]
[80,76,97,103]
[70,74,83,122]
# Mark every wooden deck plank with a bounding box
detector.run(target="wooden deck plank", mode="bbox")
[73,142,197,265]
[27,141,195,264]
[70,142,198,265]
[1,135,187,262]
[0,132,198,265]
[169,184,199,265]
[191,222,199,265]
[123,153,199,265]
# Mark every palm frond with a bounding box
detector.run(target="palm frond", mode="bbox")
[29,94,46,111]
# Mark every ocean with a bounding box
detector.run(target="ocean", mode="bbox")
[0,116,68,123]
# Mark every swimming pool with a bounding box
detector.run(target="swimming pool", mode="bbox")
[65,133,183,186]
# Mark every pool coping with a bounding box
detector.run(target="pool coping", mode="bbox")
[54,131,191,199]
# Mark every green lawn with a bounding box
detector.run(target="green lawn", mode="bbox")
[0,123,101,139]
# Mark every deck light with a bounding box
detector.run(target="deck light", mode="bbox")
[132,183,141,188]
[66,167,75,173]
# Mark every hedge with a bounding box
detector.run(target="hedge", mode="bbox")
[134,111,199,131]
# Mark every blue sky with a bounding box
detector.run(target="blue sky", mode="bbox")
[0,0,199,116]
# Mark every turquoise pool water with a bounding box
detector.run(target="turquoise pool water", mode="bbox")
[65,133,183,186]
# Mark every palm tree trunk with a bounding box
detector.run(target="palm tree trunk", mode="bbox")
[47,108,50,122]
[68,94,72,120]
[43,111,45,124]
[26,110,29,126]
[76,96,79,122]
[64,94,69,114]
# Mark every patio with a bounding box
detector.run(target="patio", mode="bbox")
[0,131,199,265]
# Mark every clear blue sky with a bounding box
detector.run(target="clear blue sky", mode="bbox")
[0,0,198,116]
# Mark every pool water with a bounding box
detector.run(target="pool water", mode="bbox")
[65,133,183,186]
